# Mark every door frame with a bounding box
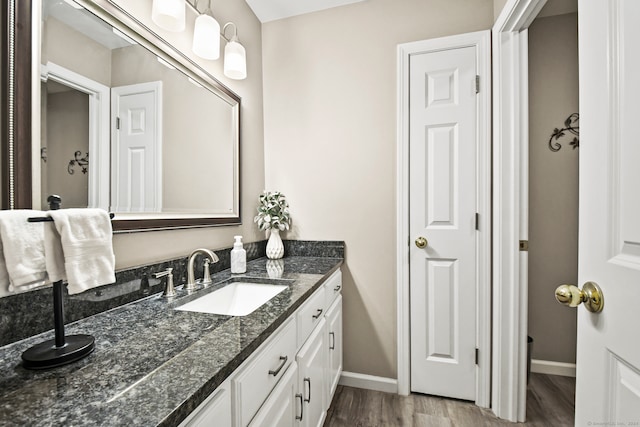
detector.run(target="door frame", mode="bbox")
[491,0,547,422]
[396,30,492,408]
[38,62,111,210]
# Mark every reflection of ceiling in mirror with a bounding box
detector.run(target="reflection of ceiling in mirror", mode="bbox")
[44,0,133,50]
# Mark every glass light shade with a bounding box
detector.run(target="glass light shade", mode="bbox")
[224,39,247,80]
[192,14,221,60]
[151,0,185,32]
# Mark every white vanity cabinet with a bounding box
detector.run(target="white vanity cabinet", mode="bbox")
[296,287,326,348]
[249,362,301,427]
[296,318,327,427]
[325,295,342,403]
[179,379,232,427]
[232,317,297,427]
[183,269,343,427]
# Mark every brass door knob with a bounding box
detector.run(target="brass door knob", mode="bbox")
[415,237,428,249]
[555,281,604,313]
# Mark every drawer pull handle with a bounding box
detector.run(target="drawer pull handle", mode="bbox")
[304,377,312,403]
[330,332,335,350]
[334,285,341,291]
[268,355,288,376]
[296,393,304,420]
[312,309,323,319]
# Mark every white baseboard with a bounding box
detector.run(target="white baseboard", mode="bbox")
[339,371,398,394]
[531,359,576,377]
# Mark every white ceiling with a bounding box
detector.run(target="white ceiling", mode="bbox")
[244,0,367,23]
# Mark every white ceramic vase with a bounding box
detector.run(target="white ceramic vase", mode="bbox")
[266,229,285,259]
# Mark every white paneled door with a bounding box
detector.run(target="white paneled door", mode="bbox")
[409,46,477,400]
[575,0,640,424]
[111,81,162,213]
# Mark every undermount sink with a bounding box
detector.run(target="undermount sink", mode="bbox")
[175,282,288,316]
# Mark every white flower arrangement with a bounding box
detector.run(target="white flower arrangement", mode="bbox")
[254,191,291,231]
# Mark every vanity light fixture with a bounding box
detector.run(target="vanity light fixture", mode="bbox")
[157,56,176,70]
[192,2,220,60]
[222,23,246,80]
[151,0,186,32]
[150,0,247,80]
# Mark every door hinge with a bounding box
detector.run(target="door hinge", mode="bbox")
[116,117,121,130]
[475,213,479,231]
[475,75,480,94]
[475,348,479,365]
[519,240,529,251]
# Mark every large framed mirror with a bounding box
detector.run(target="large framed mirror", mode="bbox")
[2,0,241,231]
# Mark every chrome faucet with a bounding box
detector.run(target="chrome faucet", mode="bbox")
[186,248,219,290]
[154,268,176,298]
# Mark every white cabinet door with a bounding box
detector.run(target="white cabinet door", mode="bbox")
[325,296,342,404]
[232,318,297,427]
[179,380,231,427]
[297,318,327,427]
[249,362,300,427]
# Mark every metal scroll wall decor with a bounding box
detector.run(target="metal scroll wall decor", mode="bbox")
[68,151,89,175]
[549,113,579,152]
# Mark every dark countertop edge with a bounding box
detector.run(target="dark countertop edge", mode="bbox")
[160,260,343,427]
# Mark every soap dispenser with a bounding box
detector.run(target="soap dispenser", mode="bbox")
[231,235,247,274]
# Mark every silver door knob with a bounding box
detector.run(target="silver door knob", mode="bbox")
[555,281,604,313]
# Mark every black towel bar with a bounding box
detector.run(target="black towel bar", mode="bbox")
[27,212,115,222]
[20,195,108,369]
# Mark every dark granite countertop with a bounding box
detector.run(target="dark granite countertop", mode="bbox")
[0,256,343,427]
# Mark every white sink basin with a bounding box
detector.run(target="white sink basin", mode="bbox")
[175,282,288,316]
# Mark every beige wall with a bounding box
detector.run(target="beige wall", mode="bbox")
[101,0,265,269]
[44,89,89,208]
[262,0,493,378]
[494,0,508,21]
[528,12,579,363]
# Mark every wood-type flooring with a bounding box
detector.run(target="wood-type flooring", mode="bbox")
[324,373,575,427]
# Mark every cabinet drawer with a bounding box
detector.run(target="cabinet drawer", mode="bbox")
[232,318,297,427]
[297,287,326,347]
[179,380,231,427]
[323,270,342,308]
[249,362,299,427]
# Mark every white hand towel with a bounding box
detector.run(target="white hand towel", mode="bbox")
[0,210,48,296]
[43,221,66,283]
[47,208,115,295]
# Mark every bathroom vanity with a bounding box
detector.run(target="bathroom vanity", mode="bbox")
[0,253,343,426]
[183,269,343,427]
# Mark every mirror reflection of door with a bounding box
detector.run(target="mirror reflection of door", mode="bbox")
[40,80,89,209]
[111,82,163,213]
